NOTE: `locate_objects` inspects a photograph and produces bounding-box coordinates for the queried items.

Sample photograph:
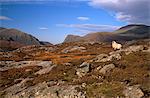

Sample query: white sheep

[112,41,122,50]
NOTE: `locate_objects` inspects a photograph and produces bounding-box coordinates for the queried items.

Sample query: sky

[0,0,149,44]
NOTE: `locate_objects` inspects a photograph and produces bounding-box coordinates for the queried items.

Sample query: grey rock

[123,85,144,98]
[0,61,53,71]
[5,81,86,98]
[62,46,86,53]
[95,53,121,62]
[123,45,144,55]
[99,64,115,74]
[76,62,90,77]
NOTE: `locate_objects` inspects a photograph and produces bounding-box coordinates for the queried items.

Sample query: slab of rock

[123,85,144,98]
[5,81,86,98]
[99,64,115,74]
[76,62,90,77]
[0,61,53,71]
[62,46,86,53]
[35,64,57,75]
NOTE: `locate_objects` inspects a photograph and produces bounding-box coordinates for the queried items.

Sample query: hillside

[0,39,150,98]
[64,24,150,43]
[0,27,52,51]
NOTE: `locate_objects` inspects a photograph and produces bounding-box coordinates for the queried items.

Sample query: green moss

[86,82,124,98]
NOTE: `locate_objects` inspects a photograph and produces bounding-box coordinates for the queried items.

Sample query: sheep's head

[112,41,116,44]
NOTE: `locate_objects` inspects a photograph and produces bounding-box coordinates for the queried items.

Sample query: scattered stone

[123,85,144,98]
[99,64,115,74]
[64,63,72,66]
[123,45,144,55]
[94,52,121,62]
[76,62,90,77]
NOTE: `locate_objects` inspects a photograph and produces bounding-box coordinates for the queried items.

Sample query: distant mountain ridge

[64,24,150,43]
[0,27,52,51]
[0,27,41,45]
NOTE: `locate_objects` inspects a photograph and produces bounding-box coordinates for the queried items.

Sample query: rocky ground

[0,39,150,98]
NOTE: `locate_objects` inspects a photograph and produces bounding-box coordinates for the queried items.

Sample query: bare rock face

[76,62,90,77]
[5,81,86,98]
[123,85,144,98]
[99,64,115,74]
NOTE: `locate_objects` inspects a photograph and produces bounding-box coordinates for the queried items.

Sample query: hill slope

[64,24,150,43]
[0,27,41,45]
[0,27,52,51]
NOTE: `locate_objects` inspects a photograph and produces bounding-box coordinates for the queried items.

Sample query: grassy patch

[86,81,125,98]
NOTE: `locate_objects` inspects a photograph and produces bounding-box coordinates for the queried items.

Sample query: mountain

[0,27,41,45]
[115,24,149,35]
[0,27,52,51]
[64,35,82,43]
[64,24,150,43]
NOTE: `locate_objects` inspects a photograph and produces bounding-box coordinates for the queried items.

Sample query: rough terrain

[0,39,150,98]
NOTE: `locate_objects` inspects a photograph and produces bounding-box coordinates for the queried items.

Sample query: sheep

[112,41,122,50]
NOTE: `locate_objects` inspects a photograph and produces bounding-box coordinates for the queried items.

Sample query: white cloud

[89,0,150,25]
[0,16,12,20]
[39,27,48,30]
[77,17,90,21]
[57,24,120,32]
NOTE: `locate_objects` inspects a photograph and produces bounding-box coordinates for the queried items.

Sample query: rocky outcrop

[94,52,121,62]
[4,80,86,98]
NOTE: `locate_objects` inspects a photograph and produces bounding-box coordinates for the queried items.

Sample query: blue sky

[0,0,149,44]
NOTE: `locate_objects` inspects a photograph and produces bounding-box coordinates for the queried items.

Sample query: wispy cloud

[0,0,90,5]
[77,16,90,21]
[0,16,12,20]
[57,24,120,33]
[39,27,48,30]
[89,0,150,25]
